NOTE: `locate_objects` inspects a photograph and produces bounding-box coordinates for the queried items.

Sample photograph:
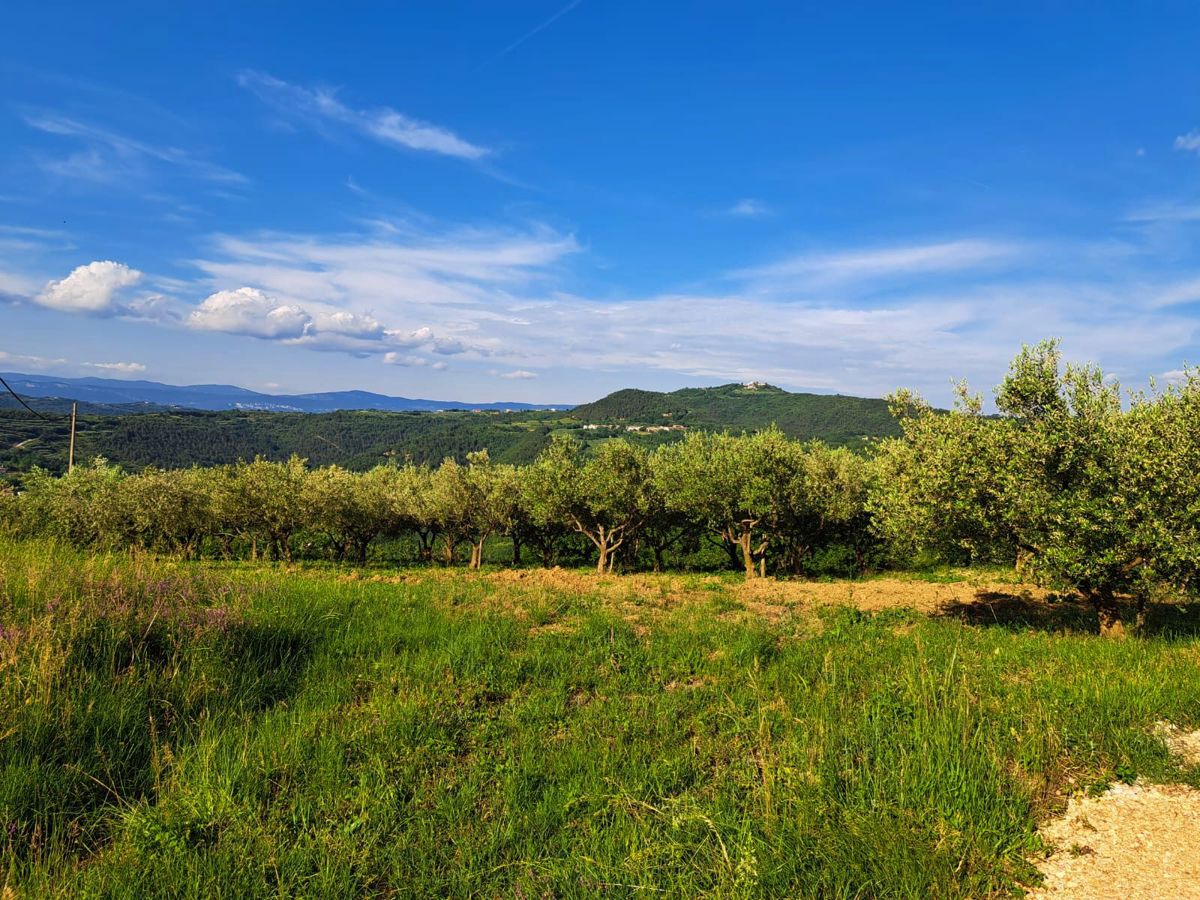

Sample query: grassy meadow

[1,540,1198,897]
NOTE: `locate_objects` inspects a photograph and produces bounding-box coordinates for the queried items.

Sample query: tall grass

[1,539,1197,897]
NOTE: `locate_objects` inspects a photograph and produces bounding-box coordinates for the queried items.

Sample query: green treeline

[0,383,901,474]
[5,341,1200,633]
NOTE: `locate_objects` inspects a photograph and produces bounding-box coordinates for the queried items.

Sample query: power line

[0,376,50,421]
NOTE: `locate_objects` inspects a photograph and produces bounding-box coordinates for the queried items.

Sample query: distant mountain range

[0,373,569,414]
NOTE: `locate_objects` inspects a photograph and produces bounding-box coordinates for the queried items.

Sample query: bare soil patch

[339,567,1070,630]
[480,568,1059,624]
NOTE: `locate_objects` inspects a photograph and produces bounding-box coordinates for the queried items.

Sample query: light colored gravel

[1154,721,1200,767]
[1029,779,1200,899]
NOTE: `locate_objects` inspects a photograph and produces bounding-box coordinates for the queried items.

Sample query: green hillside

[0,409,561,476]
[569,383,900,445]
[1,384,901,478]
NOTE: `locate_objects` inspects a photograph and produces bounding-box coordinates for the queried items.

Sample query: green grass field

[1,541,1198,897]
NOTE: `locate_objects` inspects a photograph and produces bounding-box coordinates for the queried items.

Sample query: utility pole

[68,402,77,474]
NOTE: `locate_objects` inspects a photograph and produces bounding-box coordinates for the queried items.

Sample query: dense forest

[0,383,901,476]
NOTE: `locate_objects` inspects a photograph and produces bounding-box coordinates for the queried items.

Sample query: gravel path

[1030,728,1200,899]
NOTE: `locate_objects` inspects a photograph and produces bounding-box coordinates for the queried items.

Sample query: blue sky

[3,1,1200,403]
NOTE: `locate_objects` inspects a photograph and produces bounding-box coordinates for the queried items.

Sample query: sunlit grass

[1,539,1198,897]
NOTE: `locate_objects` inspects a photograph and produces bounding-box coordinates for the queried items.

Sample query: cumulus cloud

[1175,130,1200,153]
[499,369,537,379]
[188,287,311,339]
[314,310,386,339]
[238,71,489,160]
[36,261,143,313]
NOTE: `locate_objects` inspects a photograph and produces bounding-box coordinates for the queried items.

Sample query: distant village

[580,423,688,433]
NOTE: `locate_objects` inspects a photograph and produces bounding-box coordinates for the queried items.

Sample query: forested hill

[571,383,900,445]
[1,383,902,477]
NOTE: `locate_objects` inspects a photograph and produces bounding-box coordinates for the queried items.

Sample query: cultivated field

[2,541,1198,897]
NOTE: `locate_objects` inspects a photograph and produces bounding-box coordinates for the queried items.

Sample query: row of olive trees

[0,430,873,576]
[4,342,1198,630]
[870,340,1200,633]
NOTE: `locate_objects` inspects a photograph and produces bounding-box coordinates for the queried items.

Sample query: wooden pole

[68,402,77,474]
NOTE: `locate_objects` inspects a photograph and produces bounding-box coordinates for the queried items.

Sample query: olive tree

[303,465,395,563]
[121,466,219,558]
[781,442,875,574]
[385,463,439,563]
[225,456,310,561]
[653,428,801,577]
[18,459,129,548]
[512,463,573,567]
[869,385,1016,566]
[427,451,519,568]
[525,437,656,573]
[874,340,1197,635]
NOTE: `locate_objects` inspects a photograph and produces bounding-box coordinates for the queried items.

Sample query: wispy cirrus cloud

[238,71,490,161]
[733,238,1023,287]
[1125,202,1200,223]
[24,113,246,185]
[0,349,145,377]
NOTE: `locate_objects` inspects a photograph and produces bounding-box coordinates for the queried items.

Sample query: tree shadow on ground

[220,623,318,710]
[936,590,1200,639]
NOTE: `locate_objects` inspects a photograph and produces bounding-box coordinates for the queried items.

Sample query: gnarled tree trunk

[469,535,489,570]
[1090,588,1125,638]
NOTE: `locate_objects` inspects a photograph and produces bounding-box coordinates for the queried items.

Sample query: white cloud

[123,292,185,322]
[728,198,771,218]
[1125,202,1200,223]
[188,287,311,339]
[1151,278,1200,309]
[86,361,146,374]
[21,218,1197,404]
[189,224,580,358]
[0,269,40,302]
[735,239,1021,285]
[1160,369,1188,385]
[179,225,1103,398]
[238,71,489,160]
[383,353,428,367]
[0,350,146,377]
[1175,130,1200,153]
[25,113,245,185]
[35,260,143,313]
[313,310,386,339]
